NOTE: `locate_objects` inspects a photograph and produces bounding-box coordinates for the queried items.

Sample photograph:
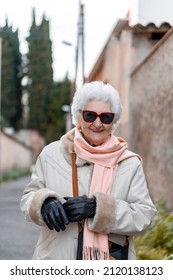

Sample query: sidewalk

[0,176,40,260]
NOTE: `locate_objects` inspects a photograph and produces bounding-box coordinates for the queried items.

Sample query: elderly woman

[20,81,156,260]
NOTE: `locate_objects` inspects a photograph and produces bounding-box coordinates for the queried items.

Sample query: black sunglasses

[82,110,115,124]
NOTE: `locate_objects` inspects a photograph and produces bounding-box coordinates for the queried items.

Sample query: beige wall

[15,129,45,163]
[102,30,135,140]
[129,30,173,210]
[0,132,32,174]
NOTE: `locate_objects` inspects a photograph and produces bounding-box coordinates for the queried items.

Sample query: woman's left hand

[63,195,96,222]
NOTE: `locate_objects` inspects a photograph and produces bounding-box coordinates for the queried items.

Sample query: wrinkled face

[78,100,114,146]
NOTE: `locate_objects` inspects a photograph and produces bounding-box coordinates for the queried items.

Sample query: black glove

[63,195,96,222]
[41,197,69,232]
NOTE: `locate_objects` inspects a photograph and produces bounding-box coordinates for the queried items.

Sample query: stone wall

[129,29,173,210]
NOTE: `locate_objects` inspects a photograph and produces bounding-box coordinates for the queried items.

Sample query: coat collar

[60,128,90,167]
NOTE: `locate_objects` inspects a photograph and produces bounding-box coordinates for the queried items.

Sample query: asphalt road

[0,176,40,260]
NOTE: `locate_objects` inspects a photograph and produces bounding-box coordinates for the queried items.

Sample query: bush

[1,168,30,182]
[135,202,173,260]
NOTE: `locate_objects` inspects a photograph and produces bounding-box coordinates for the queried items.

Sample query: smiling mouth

[91,129,103,133]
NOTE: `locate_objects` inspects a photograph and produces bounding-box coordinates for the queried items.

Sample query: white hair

[71,81,122,125]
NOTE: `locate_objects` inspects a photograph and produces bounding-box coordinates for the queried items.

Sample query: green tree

[46,76,71,143]
[0,20,23,129]
[27,9,54,135]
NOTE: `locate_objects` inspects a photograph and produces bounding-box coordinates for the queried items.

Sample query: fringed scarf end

[83,246,109,260]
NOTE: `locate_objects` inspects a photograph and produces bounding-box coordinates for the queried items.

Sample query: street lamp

[61,40,77,99]
[61,39,75,132]
[61,40,73,47]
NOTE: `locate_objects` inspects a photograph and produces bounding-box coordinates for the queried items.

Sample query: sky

[0,0,138,83]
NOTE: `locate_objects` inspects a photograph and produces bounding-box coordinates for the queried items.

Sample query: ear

[111,123,116,133]
[76,118,82,130]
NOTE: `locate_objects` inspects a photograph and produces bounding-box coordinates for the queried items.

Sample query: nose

[93,116,102,126]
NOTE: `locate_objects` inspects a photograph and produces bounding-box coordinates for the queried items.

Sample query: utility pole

[62,2,85,130]
[75,1,85,89]
[81,3,85,84]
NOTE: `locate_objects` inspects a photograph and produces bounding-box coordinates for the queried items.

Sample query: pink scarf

[74,128,139,260]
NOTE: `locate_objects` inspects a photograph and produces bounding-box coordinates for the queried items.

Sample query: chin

[89,139,104,146]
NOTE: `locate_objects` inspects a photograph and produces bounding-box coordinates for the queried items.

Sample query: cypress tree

[0,20,23,129]
[27,9,54,135]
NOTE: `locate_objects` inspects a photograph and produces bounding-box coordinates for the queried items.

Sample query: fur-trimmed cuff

[29,189,61,226]
[88,192,115,234]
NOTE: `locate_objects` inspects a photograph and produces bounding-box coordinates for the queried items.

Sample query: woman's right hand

[63,195,96,222]
[41,197,69,232]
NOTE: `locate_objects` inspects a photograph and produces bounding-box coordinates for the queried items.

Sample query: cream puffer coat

[20,129,157,260]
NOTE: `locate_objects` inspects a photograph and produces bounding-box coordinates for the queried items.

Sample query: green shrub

[1,168,30,182]
[135,201,173,260]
